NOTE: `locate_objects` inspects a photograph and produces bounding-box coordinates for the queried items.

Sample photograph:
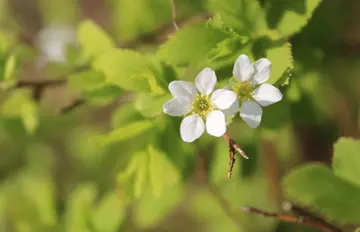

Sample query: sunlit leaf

[77,20,115,59]
[267,42,293,85]
[282,164,360,225]
[333,137,360,188]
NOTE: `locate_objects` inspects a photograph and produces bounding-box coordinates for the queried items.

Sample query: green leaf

[112,104,143,128]
[93,49,162,93]
[134,151,148,198]
[135,93,171,117]
[92,191,126,232]
[266,42,293,85]
[100,120,154,146]
[65,184,97,232]
[21,100,39,135]
[333,137,360,188]
[208,0,267,37]
[83,84,123,105]
[157,23,228,66]
[1,89,32,116]
[276,0,322,37]
[2,54,17,88]
[77,20,115,59]
[133,184,184,229]
[148,144,180,198]
[282,164,360,225]
[68,70,106,92]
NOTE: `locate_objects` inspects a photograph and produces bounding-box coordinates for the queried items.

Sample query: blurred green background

[0,0,359,231]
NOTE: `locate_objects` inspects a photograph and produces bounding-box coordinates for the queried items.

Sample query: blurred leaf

[77,20,115,60]
[133,184,184,229]
[68,70,106,92]
[100,120,154,146]
[282,164,360,225]
[21,101,39,135]
[65,184,97,232]
[157,23,228,66]
[93,49,163,93]
[133,151,148,198]
[2,54,17,88]
[208,0,267,36]
[135,93,170,117]
[83,84,123,105]
[92,191,126,232]
[111,0,170,41]
[1,89,32,116]
[148,144,180,198]
[267,42,293,85]
[273,0,323,37]
[112,104,143,128]
[333,137,360,188]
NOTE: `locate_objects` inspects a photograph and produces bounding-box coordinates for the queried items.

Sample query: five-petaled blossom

[224,54,283,128]
[163,67,237,143]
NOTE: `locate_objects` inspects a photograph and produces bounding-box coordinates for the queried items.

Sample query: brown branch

[169,0,179,31]
[223,133,248,180]
[57,99,86,115]
[242,206,343,232]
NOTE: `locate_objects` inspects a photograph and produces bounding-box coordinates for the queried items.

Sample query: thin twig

[57,99,86,115]
[228,140,236,180]
[223,133,248,159]
[282,202,343,232]
[241,206,343,232]
[169,0,179,31]
[223,133,248,179]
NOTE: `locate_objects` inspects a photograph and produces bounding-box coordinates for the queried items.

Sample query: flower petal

[195,67,217,95]
[223,99,240,116]
[240,101,263,128]
[169,81,197,101]
[253,83,283,106]
[163,97,191,116]
[206,110,226,137]
[211,89,237,110]
[233,54,255,82]
[180,115,205,143]
[252,58,271,85]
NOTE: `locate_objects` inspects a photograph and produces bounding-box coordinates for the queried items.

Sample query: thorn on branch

[241,206,343,232]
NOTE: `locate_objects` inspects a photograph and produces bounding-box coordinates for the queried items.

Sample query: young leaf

[276,0,322,37]
[92,191,126,232]
[100,120,154,146]
[208,0,267,37]
[148,144,180,198]
[333,137,360,188]
[93,49,162,93]
[282,164,360,225]
[157,23,228,66]
[135,93,171,117]
[21,100,39,135]
[77,20,115,59]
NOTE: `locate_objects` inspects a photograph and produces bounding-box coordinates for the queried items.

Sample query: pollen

[233,82,255,102]
[192,94,213,118]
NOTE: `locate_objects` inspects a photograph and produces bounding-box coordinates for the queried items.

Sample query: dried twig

[223,133,248,179]
[241,206,343,232]
[57,99,86,115]
[169,0,179,31]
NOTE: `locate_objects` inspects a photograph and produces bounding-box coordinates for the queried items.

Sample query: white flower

[163,67,237,143]
[224,54,283,128]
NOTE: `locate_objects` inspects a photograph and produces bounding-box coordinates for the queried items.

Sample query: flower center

[233,81,255,102]
[192,94,213,118]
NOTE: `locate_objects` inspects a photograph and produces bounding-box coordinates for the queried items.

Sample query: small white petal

[180,115,205,143]
[206,110,226,137]
[233,54,255,82]
[223,99,240,116]
[169,81,197,101]
[211,89,237,110]
[252,58,271,85]
[163,97,191,116]
[195,67,217,95]
[253,83,283,107]
[240,101,263,128]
